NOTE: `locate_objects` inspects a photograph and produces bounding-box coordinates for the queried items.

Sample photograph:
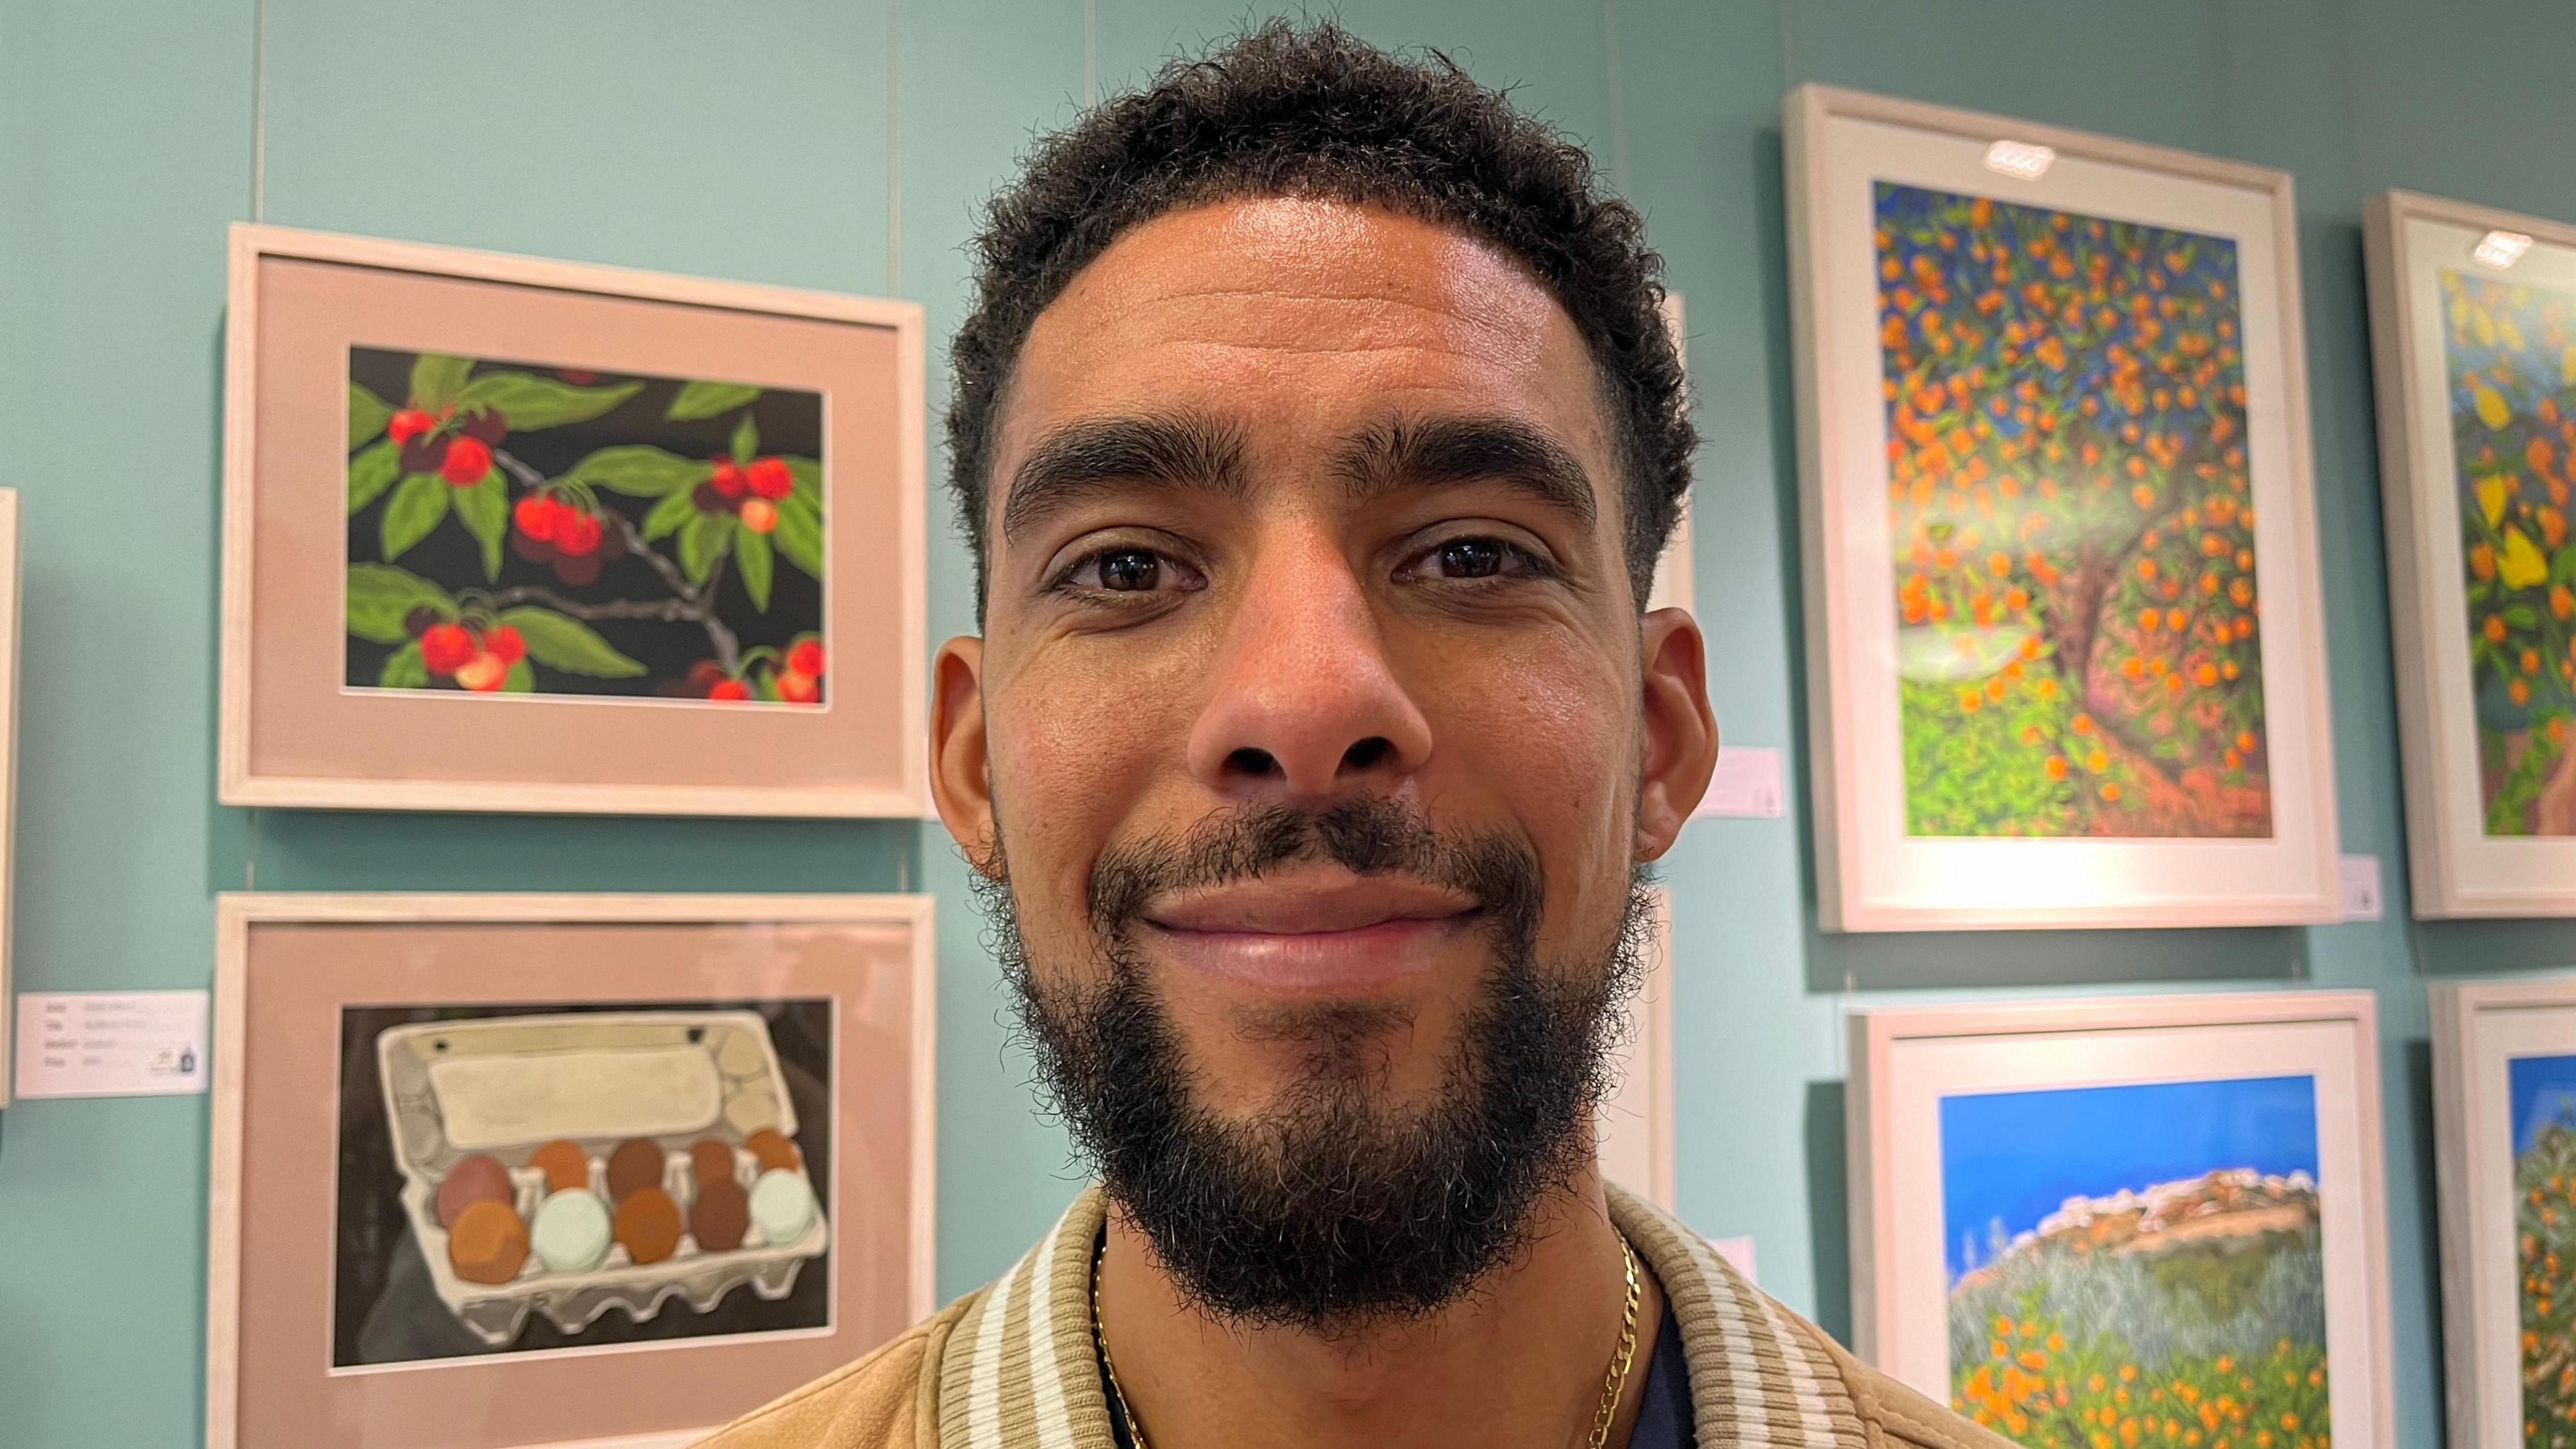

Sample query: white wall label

[1695,745,1786,818]
[13,991,209,1099]
[2338,855,2383,922]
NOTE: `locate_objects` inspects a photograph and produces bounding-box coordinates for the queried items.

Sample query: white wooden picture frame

[2365,191,2576,915]
[1847,991,2394,1449]
[207,893,936,1449]
[220,224,928,818]
[1786,85,2339,930]
[2428,975,2576,1448]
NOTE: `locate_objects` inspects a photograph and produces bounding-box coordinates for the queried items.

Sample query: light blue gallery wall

[1,1,2571,1443]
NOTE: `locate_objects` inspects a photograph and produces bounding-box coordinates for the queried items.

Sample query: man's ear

[1634,608,1717,862]
[930,635,999,873]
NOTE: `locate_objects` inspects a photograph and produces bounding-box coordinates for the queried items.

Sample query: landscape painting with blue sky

[1941,1073,2320,1282]
[1938,1073,2333,1448]
[2510,1052,2576,1152]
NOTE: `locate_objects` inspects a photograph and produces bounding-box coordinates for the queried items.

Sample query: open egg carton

[376,1010,830,1346]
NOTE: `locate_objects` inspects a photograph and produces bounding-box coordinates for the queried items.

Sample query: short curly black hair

[947,18,1693,619]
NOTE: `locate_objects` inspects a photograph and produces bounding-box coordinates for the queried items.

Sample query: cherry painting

[343,347,827,706]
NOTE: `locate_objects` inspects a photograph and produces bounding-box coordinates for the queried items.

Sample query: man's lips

[1138,877,1480,994]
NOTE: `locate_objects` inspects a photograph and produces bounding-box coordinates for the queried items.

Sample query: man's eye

[1409,535,1543,583]
[1438,539,1505,579]
[1060,547,1199,595]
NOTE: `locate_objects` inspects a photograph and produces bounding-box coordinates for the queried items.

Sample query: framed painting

[2364,191,2576,915]
[2429,976,2576,1448]
[219,224,928,816]
[1847,991,2395,1449]
[207,894,935,1449]
[1785,85,2339,930]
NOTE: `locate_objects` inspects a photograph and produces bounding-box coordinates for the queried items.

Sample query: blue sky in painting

[1939,1075,2320,1285]
[2511,1053,2576,1155]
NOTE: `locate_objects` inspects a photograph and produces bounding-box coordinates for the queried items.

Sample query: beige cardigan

[696,1185,2013,1449]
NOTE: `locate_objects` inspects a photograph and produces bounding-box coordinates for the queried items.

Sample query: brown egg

[448,1199,529,1285]
[744,1128,801,1174]
[614,1186,684,1265]
[690,1177,750,1252]
[528,1139,590,1195]
[606,1138,666,1204]
[436,1153,513,1229]
[689,1138,738,1194]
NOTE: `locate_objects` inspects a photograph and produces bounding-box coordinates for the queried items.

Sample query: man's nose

[1184,532,1434,803]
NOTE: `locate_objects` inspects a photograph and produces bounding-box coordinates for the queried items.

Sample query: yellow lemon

[2475,307,2497,346]
[2475,384,2512,430]
[2504,318,2526,350]
[2480,476,2512,527]
[2563,342,2576,387]
[2500,527,2550,589]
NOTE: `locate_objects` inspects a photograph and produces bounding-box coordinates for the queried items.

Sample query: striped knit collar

[934,1185,1869,1449]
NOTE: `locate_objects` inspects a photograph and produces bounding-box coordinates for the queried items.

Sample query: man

[703,21,2007,1449]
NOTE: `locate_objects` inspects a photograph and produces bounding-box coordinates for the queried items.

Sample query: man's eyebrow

[1000,413,1249,543]
[1330,415,1599,529]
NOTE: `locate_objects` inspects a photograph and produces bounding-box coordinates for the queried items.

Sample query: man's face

[930,196,1715,1319]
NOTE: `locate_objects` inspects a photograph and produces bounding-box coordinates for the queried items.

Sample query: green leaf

[349,382,394,449]
[641,486,699,542]
[503,659,535,693]
[347,563,453,643]
[735,522,774,610]
[565,444,706,497]
[458,370,643,431]
[667,380,763,421]
[496,606,648,678]
[378,640,430,689]
[379,473,451,561]
[730,411,759,465]
[771,490,824,578]
[452,469,508,580]
[408,353,475,409]
[784,455,822,513]
[347,439,403,514]
[678,511,724,585]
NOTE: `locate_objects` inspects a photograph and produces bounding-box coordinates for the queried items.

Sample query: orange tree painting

[2436,270,2576,835]
[343,347,827,705]
[1876,183,2269,838]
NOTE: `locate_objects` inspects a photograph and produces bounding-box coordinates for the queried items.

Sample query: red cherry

[555,510,603,558]
[776,669,820,704]
[746,458,792,500]
[686,661,727,690]
[419,623,474,675]
[708,678,751,702]
[441,435,492,485]
[710,460,747,498]
[513,492,560,541]
[739,498,777,534]
[453,652,508,692]
[484,624,526,664]
[786,639,824,678]
[387,408,435,445]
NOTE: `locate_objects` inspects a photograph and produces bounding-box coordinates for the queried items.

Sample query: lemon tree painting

[1941,1076,2330,1449]
[2512,1053,2576,1446]
[1876,182,2269,838]
[344,348,828,706]
[2436,271,2576,835]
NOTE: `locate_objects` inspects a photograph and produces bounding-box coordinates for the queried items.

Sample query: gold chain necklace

[1090,1233,1644,1449]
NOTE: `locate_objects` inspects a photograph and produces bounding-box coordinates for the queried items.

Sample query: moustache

[1085,797,1542,951]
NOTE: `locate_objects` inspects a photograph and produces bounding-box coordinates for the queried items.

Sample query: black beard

[971,796,1650,1332]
